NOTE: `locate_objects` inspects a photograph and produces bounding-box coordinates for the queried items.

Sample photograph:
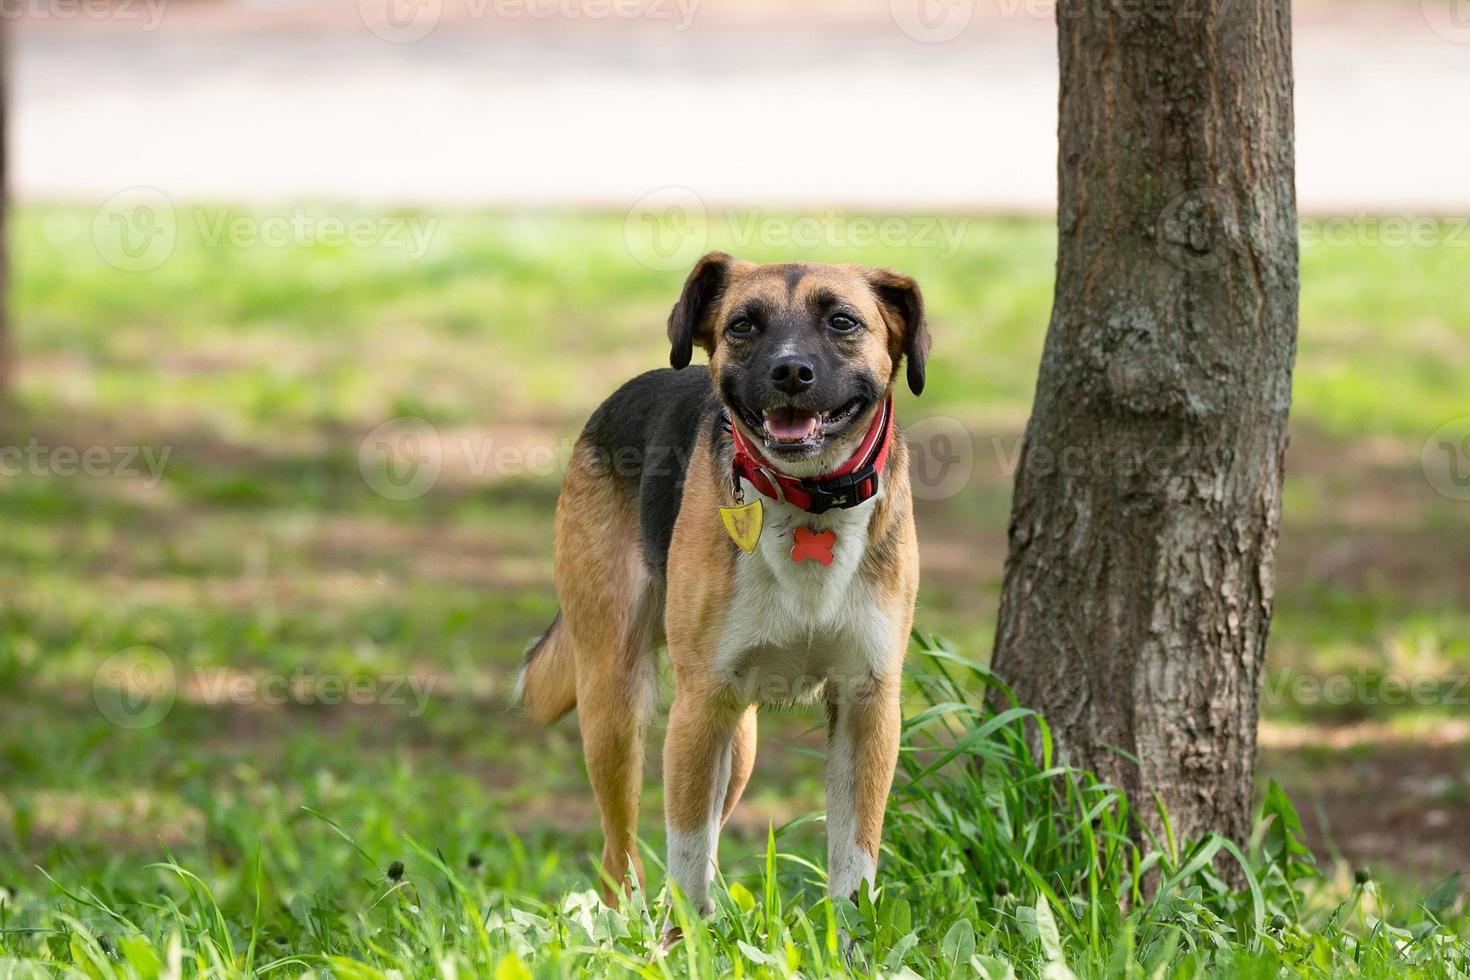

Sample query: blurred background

[3,0,1469,911]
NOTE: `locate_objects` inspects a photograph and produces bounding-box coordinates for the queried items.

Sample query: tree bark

[991,0,1298,850]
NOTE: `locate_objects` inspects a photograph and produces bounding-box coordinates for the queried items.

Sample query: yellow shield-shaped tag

[719,500,763,554]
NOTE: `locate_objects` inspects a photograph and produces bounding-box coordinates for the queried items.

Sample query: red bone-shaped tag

[791,527,837,566]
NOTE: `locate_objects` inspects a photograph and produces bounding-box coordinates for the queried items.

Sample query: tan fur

[520,619,576,724]
[662,430,742,834]
[723,707,759,825]
[529,257,926,909]
[528,442,663,902]
[847,438,919,859]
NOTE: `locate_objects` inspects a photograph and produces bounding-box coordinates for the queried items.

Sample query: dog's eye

[829,314,861,334]
[727,318,756,336]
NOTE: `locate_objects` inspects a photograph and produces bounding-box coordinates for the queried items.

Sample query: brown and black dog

[519,251,928,916]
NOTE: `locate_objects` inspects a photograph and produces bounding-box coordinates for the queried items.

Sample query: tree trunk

[991,0,1298,851]
[0,16,9,403]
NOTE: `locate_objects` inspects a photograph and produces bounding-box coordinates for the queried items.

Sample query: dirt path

[15,0,1470,212]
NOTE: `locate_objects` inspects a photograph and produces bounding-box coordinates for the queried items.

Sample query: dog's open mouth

[760,398,865,451]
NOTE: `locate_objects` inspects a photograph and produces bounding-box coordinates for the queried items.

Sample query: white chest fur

[715,478,896,703]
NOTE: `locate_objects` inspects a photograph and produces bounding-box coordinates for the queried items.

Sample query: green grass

[3,206,1470,975]
[16,207,1470,437]
[4,643,1468,977]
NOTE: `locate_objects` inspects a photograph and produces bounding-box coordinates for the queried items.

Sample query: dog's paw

[651,925,683,960]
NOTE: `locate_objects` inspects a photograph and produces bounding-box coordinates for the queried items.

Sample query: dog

[519,252,927,918]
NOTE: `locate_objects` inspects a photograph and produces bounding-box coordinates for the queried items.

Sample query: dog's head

[667,253,929,475]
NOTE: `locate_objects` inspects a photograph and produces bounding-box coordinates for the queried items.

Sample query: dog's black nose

[770,357,816,394]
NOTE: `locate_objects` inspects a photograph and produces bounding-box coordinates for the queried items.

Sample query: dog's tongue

[764,407,821,443]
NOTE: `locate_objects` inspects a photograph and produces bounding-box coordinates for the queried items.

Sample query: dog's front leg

[663,687,743,915]
[825,672,902,902]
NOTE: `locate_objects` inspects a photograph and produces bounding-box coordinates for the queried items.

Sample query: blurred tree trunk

[991,0,1298,851]
[0,16,9,405]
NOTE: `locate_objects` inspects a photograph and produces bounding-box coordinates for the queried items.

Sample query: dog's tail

[516,612,577,724]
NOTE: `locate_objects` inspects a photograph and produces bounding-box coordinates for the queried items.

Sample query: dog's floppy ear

[667,252,734,369]
[866,267,930,396]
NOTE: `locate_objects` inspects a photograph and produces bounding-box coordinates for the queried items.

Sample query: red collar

[727,398,894,515]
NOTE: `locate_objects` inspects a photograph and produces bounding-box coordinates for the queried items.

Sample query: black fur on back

[578,368,725,580]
